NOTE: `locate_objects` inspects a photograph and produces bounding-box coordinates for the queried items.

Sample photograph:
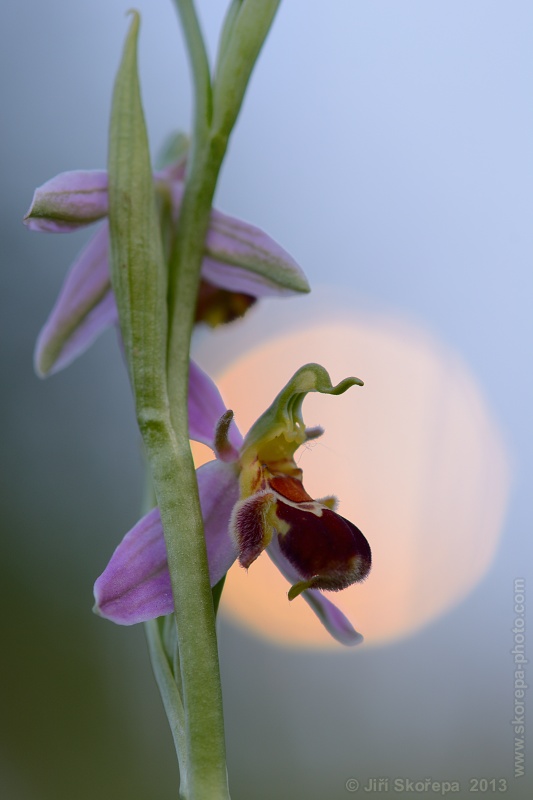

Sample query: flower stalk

[107,5,284,798]
[107,12,228,798]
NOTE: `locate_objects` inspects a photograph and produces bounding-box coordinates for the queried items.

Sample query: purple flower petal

[93,508,173,625]
[44,291,118,375]
[166,182,308,296]
[23,170,109,232]
[267,536,364,646]
[34,223,114,376]
[202,208,310,296]
[93,461,239,625]
[188,360,243,454]
[197,459,240,585]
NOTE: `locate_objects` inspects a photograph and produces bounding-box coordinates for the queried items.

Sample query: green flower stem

[212,0,282,137]
[154,409,229,800]
[172,0,212,137]
[164,10,232,794]
[145,618,188,788]
[215,0,243,78]
[108,14,228,798]
[110,4,284,798]
[161,3,284,797]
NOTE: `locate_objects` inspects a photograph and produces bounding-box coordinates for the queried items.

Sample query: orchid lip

[274,496,372,592]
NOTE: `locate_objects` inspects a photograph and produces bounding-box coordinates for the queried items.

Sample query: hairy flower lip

[230,490,277,569]
[231,473,372,595]
[275,500,371,589]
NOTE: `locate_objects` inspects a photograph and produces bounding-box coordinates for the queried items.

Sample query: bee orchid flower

[24,163,309,376]
[94,362,371,645]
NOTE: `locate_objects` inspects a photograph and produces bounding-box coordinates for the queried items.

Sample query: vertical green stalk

[163,1,284,796]
[108,13,229,799]
[167,0,284,413]
[109,2,284,797]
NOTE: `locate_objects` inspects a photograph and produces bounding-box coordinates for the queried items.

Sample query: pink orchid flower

[24,164,309,376]
[94,362,371,646]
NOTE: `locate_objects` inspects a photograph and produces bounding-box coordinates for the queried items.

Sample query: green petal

[241,363,363,461]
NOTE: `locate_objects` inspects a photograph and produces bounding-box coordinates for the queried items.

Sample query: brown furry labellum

[231,470,371,599]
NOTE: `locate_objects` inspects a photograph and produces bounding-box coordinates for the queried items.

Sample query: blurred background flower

[1,1,531,798]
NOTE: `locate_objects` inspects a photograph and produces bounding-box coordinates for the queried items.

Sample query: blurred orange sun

[193,310,510,649]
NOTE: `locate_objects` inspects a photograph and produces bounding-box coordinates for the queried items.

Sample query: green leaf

[107,11,168,417]
[212,0,282,138]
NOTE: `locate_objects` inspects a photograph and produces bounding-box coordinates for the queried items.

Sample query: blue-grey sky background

[1,2,531,798]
